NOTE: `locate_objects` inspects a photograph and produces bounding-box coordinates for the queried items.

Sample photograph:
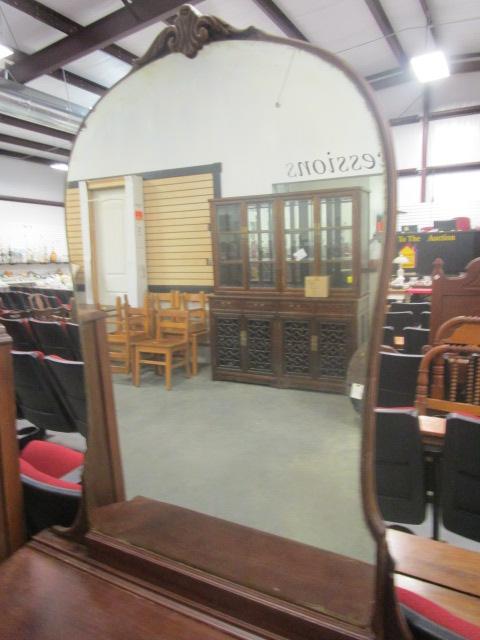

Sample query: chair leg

[165,351,172,390]
[133,349,140,387]
[191,335,198,376]
[185,345,191,378]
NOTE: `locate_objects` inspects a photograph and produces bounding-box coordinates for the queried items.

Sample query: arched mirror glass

[66,6,395,631]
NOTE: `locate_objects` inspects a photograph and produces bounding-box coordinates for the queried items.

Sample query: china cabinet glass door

[247,201,275,288]
[217,203,243,287]
[319,196,354,289]
[283,198,315,288]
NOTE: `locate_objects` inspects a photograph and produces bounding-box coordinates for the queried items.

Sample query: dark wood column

[0,326,25,560]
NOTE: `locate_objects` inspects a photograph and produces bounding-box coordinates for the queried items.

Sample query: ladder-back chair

[179,291,209,373]
[133,309,190,390]
[416,343,480,417]
[145,291,181,336]
[106,296,149,374]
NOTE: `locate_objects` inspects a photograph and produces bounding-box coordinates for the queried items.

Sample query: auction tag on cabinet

[350,383,364,400]
[293,248,307,261]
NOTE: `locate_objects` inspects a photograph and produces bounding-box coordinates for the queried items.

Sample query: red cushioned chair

[397,587,480,640]
[19,440,83,536]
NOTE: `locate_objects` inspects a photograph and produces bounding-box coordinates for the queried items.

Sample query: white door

[91,187,127,306]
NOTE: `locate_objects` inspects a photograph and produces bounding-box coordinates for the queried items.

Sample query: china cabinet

[210,188,371,392]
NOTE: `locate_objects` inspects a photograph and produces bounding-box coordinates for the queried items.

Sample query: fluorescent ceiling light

[0,79,87,134]
[0,44,13,61]
[410,50,450,83]
[50,162,69,171]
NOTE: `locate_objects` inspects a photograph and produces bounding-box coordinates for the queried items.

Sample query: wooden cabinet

[210,188,371,393]
[210,295,368,393]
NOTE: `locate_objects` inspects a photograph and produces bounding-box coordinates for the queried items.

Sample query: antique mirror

[66,5,402,638]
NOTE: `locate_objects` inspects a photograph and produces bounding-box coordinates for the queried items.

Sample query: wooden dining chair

[145,291,181,337]
[106,296,149,374]
[132,309,190,390]
[179,292,209,374]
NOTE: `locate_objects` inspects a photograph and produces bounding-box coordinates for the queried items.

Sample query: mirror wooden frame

[67,5,407,639]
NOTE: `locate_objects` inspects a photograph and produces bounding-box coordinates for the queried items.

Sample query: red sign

[135,209,144,220]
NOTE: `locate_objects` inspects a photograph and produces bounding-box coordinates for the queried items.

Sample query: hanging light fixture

[0,79,87,133]
[410,50,450,83]
[50,162,69,171]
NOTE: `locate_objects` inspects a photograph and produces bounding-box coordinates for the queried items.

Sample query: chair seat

[136,337,187,351]
[108,331,147,343]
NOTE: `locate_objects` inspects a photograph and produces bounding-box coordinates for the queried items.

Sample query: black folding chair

[66,323,82,361]
[12,351,75,433]
[375,408,427,527]
[29,319,76,359]
[44,356,87,438]
[441,413,480,542]
[403,327,430,354]
[377,351,423,407]
[0,317,37,351]
[390,302,430,326]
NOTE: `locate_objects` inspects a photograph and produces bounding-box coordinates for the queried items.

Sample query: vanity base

[86,497,376,640]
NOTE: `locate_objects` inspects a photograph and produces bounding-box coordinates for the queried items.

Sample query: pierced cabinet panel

[246,318,273,374]
[215,316,242,370]
[317,321,350,378]
[282,319,312,376]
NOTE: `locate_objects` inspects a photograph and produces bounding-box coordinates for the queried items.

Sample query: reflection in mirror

[376,187,480,554]
[67,12,392,627]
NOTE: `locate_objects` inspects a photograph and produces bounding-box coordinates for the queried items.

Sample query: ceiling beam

[417,0,438,46]
[369,54,480,91]
[251,0,307,41]
[0,113,75,141]
[0,132,69,155]
[9,47,106,96]
[390,104,480,127]
[0,194,63,206]
[47,68,106,96]
[8,0,189,83]
[0,147,57,165]
[0,0,136,65]
[363,0,408,66]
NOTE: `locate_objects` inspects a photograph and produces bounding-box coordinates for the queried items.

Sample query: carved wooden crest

[135,4,254,67]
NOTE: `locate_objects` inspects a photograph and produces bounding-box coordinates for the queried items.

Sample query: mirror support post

[0,326,26,559]
[81,311,125,522]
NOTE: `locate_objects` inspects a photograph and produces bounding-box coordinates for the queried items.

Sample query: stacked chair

[107,290,209,388]
[105,295,150,374]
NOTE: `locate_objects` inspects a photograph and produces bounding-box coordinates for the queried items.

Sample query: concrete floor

[113,362,377,565]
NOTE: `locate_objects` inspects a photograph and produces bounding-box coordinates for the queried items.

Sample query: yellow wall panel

[64,187,84,280]
[143,173,214,288]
